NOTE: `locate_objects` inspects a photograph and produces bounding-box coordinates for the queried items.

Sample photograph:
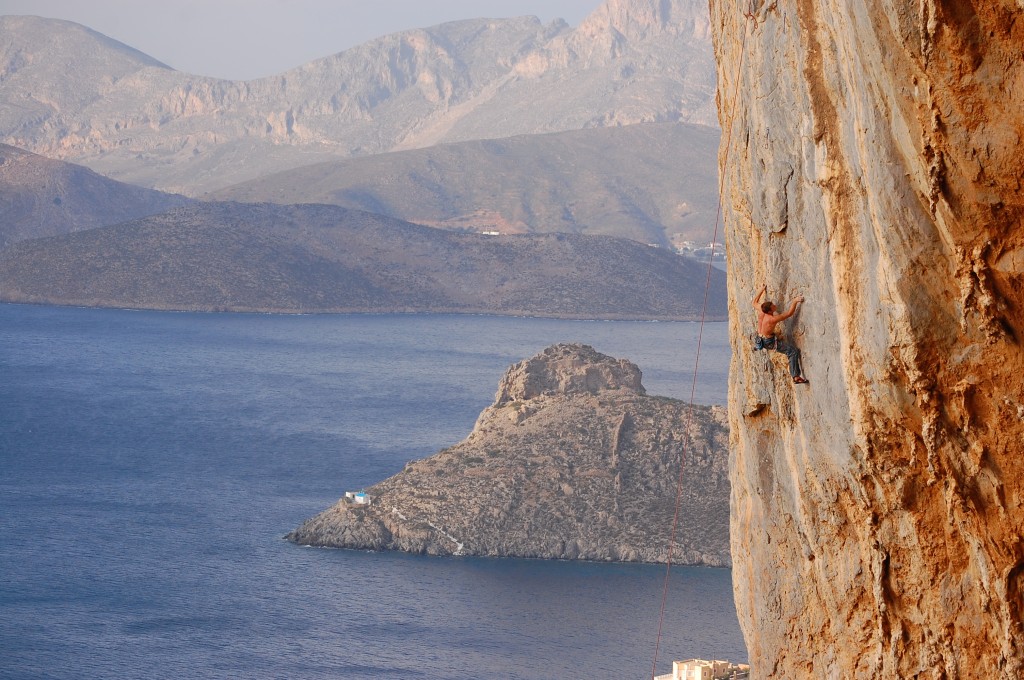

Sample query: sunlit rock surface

[712,0,1023,677]
[288,344,731,566]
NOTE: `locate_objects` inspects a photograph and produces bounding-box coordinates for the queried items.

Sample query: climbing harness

[754,333,774,371]
[649,8,759,678]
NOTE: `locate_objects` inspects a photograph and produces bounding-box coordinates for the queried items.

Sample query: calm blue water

[0,304,744,679]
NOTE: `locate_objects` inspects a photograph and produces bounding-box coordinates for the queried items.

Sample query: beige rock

[712,0,1024,677]
[492,343,645,404]
[288,344,732,566]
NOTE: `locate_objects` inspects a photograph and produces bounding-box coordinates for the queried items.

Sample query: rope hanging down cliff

[648,7,758,678]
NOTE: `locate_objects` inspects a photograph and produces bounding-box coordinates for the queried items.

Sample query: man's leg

[776,339,802,378]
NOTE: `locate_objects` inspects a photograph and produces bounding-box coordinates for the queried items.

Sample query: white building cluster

[675,241,727,265]
[655,658,750,680]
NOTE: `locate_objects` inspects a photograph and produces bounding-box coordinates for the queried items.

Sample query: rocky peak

[0,143,191,248]
[577,0,711,42]
[0,15,170,80]
[492,343,645,405]
[0,5,719,191]
[287,344,730,566]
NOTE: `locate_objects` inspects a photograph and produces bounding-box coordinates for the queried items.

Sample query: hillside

[211,123,720,246]
[0,144,191,249]
[288,343,731,565]
[0,0,716,193]
[0,201,727,319]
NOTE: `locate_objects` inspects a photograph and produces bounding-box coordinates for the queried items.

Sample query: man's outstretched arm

[776,296,805,320]
[752,284,767,311]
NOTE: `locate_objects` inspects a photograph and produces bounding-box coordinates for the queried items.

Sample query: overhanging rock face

[711,0,1023,677]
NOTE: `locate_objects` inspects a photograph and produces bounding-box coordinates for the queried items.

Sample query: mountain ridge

[211,122,720,245]
[0,201,727,319]
[0,0,716,193]
[0,143,191,249]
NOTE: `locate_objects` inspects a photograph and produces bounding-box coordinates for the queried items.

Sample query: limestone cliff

[712,0,1023,677]
[288,344,731,566]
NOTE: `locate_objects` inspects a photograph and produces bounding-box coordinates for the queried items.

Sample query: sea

[0,303,745,680]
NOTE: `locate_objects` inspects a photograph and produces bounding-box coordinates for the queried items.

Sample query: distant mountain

[0,201,727,319]
[211,123,720,245]
[0,144,191,249]
[0,0,715,194]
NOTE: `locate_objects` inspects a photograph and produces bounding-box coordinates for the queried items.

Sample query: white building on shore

[655,658,750,680]
[344,491,371,505]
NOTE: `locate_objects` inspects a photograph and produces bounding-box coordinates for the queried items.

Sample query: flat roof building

[655,659,750,680]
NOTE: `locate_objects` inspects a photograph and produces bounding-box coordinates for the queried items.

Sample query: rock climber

[752,284,808,384]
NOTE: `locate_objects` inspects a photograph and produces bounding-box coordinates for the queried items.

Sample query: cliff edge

[288,344,731,565]
[712,0,1023,677]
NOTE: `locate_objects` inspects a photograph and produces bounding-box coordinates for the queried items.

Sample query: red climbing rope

[649,9,754,679]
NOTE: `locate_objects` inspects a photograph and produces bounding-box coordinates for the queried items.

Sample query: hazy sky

[0,0,602,80]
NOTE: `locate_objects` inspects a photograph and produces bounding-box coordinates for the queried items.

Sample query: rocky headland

[287,344,730,565]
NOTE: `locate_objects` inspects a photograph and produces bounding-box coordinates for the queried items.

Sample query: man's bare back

[753,284,804,337]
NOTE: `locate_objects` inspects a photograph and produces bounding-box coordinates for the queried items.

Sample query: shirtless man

[752,284,808,384]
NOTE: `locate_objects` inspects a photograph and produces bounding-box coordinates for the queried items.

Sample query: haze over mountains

[0,0,716,195]
[212,123,720,245]
[0,144,191,249]
[0,0,726,318]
